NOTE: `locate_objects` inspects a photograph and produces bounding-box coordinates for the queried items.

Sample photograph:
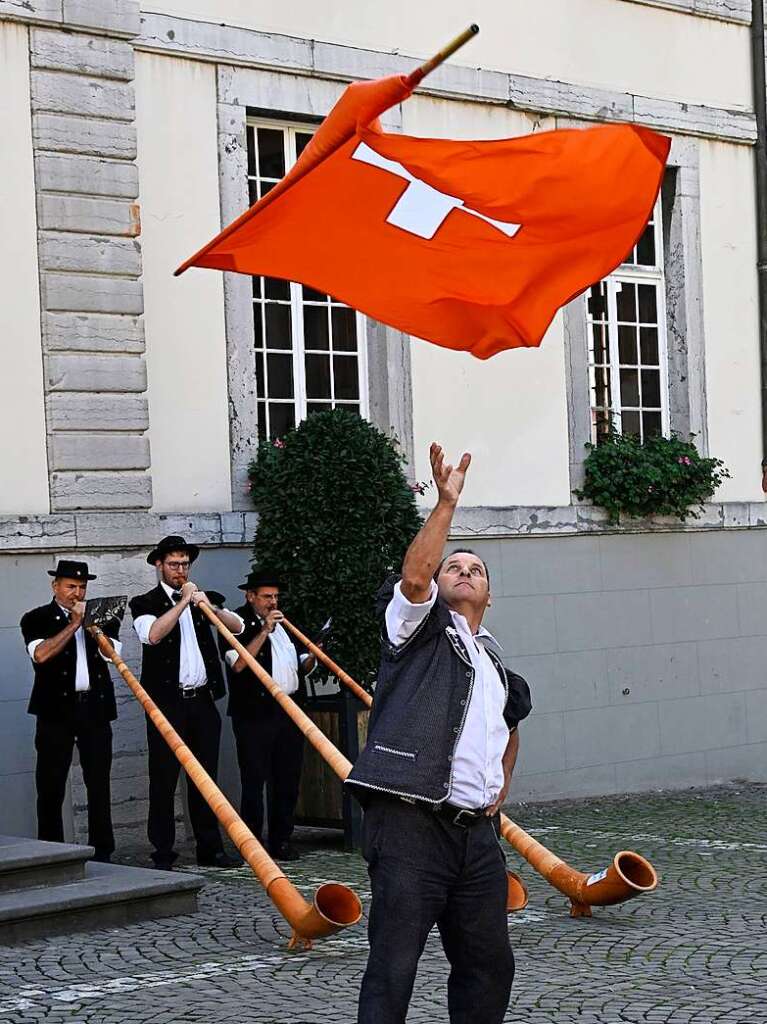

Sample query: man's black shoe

[270,843,300,862]
[91,850,112,864]
[196,851,243,868]
[153,861,174,871]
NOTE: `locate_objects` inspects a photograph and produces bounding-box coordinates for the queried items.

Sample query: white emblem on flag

[351,142,521,241]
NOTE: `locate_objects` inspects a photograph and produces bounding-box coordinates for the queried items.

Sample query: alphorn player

[347,444,532,1024]
[20,559,122,863]
[130,535,244,870]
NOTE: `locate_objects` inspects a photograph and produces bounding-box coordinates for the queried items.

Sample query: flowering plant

[574,431,730,523]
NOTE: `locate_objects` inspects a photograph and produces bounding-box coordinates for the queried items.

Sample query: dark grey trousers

[358,796,514,1024]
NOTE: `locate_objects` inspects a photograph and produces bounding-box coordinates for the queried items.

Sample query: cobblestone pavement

[0,782,765,1023]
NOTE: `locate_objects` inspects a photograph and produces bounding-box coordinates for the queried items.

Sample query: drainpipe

[752,1,767,489]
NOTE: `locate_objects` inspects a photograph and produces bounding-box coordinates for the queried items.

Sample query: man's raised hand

[430,443,471,507]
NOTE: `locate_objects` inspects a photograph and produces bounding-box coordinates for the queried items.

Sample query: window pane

[267,353,294,399]
[257,128,285,178]
[331,307,357,352]
[257,401,267,442]
[616,283,637,322]
[260,180,277,197]
[252,276,263,300]
[618,325,637,364]
[636,223,656,266]
[296,132,313,157]
[305,354,332,399]
[588,284,607,321]
[269,403,294,440]
[265,277,290,301]
[246,127,256,178]
[248,179,258,207]
[638,284,658,323]
[253,304,263,349]
[307,402,332,417]
[255,351,265,399]
[641,370,662,407]
[640,327,659,365]
[643,411,662,437]
[265,304,292,349]
[621,410,641,437]
[594,409,612,442]
[303,306,329,350]
[592,364,612,412]
[620,368,640,407]
[590,322,609,365]
[333,355,360,400]
[303,284,327,302]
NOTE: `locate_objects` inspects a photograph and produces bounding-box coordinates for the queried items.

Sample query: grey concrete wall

[2,529,767,844]
[460,529,767,801]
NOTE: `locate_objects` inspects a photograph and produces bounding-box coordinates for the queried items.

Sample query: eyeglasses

[165,561,191,571]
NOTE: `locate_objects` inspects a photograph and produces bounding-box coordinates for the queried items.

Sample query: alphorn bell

[282,616,659,917]
[82,596,362,949]
[199,605,528,913]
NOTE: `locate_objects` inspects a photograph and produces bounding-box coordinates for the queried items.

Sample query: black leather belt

[74,691,91,703]
[180,686,207,699]
[433,802,491,829]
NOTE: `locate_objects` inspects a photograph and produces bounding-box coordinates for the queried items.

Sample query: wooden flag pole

[405,23,479,87]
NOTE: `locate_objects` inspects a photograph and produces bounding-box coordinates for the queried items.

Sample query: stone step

[0,835,90,893]
[0,860,204,944]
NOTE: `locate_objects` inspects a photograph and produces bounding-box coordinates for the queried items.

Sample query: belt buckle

[181,687,196,699]
[452,808,477,828]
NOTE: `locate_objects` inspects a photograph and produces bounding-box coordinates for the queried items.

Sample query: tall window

[586,202,669,443]
[246,120,368,441]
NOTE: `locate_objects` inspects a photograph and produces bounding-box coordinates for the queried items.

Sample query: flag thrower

[280,615,659,918]
[82,596,362,950]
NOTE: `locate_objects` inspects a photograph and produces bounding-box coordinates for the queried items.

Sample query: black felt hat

[238,568,282,591]
[48,559,97,581]
[147,535,200,566]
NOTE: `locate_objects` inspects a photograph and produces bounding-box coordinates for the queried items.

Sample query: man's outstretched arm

[400,443,471,603]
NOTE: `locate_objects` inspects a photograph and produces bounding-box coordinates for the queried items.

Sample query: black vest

[218,603,306,718]
[129,585,226,706]
[20,600,119,723]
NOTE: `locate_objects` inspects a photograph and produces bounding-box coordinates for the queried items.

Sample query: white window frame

[587,201,670,442]
[247,118,369,439]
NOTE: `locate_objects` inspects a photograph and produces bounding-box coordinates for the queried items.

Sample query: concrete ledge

[0,836,90,893]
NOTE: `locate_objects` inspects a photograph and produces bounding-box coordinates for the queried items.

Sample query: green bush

[248,410,423,686]
[574,432,730,523]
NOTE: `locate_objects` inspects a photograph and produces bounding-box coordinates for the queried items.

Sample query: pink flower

[273,438,285,449]
[678,456,691,466]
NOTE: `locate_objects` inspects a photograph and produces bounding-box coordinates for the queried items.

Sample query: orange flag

[177,75,670,360]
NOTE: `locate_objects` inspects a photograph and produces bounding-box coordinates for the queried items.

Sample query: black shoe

[270,843,300,862]
[91,850,112,864]
[196,851,243,868]
[153,861,175,872]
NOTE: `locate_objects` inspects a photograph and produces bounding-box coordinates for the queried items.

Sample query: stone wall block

[39,232,141,275]
[31,71,134,120]
[47,393,148,431]
[51,432,150,470]
[46,353,147,392]
[35,153,139,198]
[633,94,755,142]
[0,0,62,23]
[50,471,151,510]
[33,113,137,159]
[62,0,140,36]
[43,311,144,352]
[30,28,134,79]
[41,272,143,314]
[38,194,140,235]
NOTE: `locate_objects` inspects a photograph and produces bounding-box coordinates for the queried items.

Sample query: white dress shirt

[27,604,123,692]
[385,579,509,810]
[133,583,243,690]
[224,620,312,695]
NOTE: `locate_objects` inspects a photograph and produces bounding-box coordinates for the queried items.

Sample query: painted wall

[135,52,232,513]
[699,141,762,503]
[403,98,571,507]
[142,0,751,111]
[0,23,49,516]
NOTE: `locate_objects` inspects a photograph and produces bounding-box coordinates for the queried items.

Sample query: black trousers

[34,707,114,857]
[358,797,514,1024]
[231,708,304,849]
[146,689,224,864]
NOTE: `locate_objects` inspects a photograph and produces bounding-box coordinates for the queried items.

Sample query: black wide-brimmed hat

[48,559,97,581]
[147,535,200,566]
[238,568,282,591]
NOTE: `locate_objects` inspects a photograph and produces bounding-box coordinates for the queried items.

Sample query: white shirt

[27,604,123,692]
[224,620,312,695]
[133,583,244,690]
[385,579,509,810]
